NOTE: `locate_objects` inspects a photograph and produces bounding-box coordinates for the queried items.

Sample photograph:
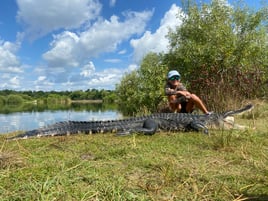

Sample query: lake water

[0,103,123,134]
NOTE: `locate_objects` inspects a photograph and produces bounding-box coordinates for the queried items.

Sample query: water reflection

[0,103,122,134]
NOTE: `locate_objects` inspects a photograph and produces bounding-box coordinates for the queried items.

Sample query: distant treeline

[0,89,117,105]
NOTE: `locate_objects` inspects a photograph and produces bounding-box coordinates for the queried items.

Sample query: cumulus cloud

[31,60,125,90]
[130,4,183,62]
[0,75,23,90]
[43,31,80,67]
[10,76,20,86]
[80,61,96,77]
[37,76,47,82]
[16,0,102,39]
[78,11,153,58]
[109,0,116,7]
[128,64,139,71]
[118,49,127,54]
[88,68,123,88]
[36,9,153,90]
[42,10,153,69]
[33,78,55,91]
[104,59,121,63]
[0,40,22,73]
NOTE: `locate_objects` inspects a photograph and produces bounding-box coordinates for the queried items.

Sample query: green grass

[0,102,267,201]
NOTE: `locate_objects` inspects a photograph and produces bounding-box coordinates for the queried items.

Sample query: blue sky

[0,0,264,91]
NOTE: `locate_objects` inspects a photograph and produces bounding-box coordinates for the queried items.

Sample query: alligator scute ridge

[6,104,254,140]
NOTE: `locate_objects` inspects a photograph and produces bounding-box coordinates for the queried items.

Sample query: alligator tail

[223,104,254,118]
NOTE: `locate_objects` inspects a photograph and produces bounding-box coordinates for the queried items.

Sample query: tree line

[0,89,117,105]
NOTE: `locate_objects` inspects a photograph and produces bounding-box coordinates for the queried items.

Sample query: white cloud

[104,59,121,63]
[128,64,139,71]
[80,61,96,77]
[16,0,102,39]
[1,74,10,79]
[130,4,183,62]
[37,76,47,81]
[0,40,22,73]
[43,31,80,67]
[10,76,20,85]
[33,78,55,91]
[78,11,153,58]
[38,7,154,90]
[34,61,119,91]
[5,76,22,90]
[88,68,123,88]
[118,49,127,54]
[109,0,116,7]
[42,10,153,69]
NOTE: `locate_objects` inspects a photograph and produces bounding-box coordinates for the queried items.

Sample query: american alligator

[6,104,253,140]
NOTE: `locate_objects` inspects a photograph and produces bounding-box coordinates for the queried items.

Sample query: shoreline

[70,99,103,103]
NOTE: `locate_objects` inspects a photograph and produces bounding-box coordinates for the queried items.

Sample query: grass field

[0,101,267,201]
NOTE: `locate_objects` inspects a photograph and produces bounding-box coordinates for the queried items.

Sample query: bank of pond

[0,102,122,134]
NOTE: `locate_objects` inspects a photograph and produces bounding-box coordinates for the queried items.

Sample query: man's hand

[177,91,191,99]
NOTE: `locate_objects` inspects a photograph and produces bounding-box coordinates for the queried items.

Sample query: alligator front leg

[137,119,158,135]
[116,119,158,136]
[188,121,209,134]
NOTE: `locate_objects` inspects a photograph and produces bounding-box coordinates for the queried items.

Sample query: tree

[116,53,167,115]
[70,90,85,100]
[6,94,23,105]
[116,70,141,115]
[0,96,6,105]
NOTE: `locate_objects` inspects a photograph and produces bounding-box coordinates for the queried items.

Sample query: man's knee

[169,103,180,109]
[190,94,201,102]
[168,95,177,102]
[169,103,181,112]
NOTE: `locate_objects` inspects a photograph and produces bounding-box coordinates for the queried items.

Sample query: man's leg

[187,94,209,114]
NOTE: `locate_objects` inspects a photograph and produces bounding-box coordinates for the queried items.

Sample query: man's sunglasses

[169,76,180,81]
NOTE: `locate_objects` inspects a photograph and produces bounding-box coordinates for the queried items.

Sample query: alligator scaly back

[6,104,254,140]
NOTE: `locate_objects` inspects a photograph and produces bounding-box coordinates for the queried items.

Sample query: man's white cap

[167,70,181,79]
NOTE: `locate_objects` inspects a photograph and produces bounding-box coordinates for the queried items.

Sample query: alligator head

[206,104,254,130]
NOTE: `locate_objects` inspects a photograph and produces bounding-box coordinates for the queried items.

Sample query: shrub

[6,95,23,105]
